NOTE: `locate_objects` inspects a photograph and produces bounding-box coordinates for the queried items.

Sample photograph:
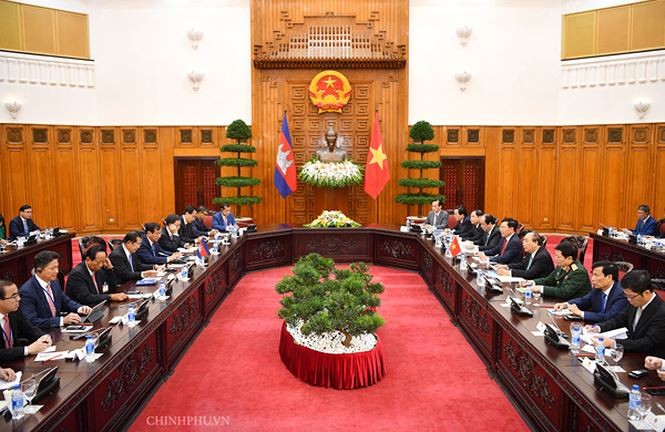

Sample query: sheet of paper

[581,357,596,373]
[35,351,69,362]
[0,371,22,391]
[496,275,524,284]
[24,405,43,415]
[599,327,629,340]
[127,293,152,299]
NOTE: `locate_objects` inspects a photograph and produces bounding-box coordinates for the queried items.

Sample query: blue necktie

[152,244,157,256]
[128,253,134,272]
[23,219,28,234]
[601,293,607,312]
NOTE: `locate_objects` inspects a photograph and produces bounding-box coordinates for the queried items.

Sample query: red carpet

[129,266,529,432]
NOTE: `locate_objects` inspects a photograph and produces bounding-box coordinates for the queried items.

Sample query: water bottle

[570,323,582,354]
[211,241,218,254]
[460,257,468,271]
[128,303,136,324]
[524,287,532,307]
[637,234,643,247]
[85,335,95,363]
[11,384,24,420]
[628,384,641,421]
[180,265,188,280]
[158,282,166,298]
[476,269,484,287]
[595,337,605,363]
[406,218,411,228]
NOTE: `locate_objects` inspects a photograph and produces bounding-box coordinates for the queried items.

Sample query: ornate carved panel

[168,295,200,336]
[180,129,192,144]
[122,129,136,144]
[562,128,577,144]
[658,126,665,144]
[447,128,459,144]
[502,129,514,144]
[250,239,286,260]
[101,129,115,144]
[542,129,555,144]
[201,129,213,144]
[7,127,23,143]
[379,237,415,260]
[56,128,71,144]
[583,127,599,144]
[522,129,535,144]
[502,341,557,410]
[607,127,623,143]
[80,129,93,144]
[32,128,48,143]
[467,129,479,143]
[461,295,491,336]
[143,129,157,144]
[631,126,650,145]
[100,344,155,410]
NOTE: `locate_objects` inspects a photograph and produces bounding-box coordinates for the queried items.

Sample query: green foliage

[398,178,445,188]
[217,158,258,167]
[396,120,444,215]
[225,119,252,141]
[409,121,435,143]
[400,160,441,170]
[216,176,262,187]
[213,196,262,206]
[220,144,256,153]
[216,119,260,215]
[406,143,439,153]
[276,254,385,346]
[395,193,444,205]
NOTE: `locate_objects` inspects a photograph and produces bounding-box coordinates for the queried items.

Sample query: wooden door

[174,158,219,213]
[440,157,485,211]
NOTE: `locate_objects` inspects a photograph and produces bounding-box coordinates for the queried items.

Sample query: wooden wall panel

[2,126,29,218]
[119,128,141,229]
[76,127,102,232]
[654,125,665,219]
[534,128,557,230]
[53,127,77,231]
[27,126,55,226]
[498,128,518,218]
[555,127,580,231]
[99,128,120,230]
[625,125,654,228]
[515,128,537,227]
[599,126,627,227]
[578,126,602,232]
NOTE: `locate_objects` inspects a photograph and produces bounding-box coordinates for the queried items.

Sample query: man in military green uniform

[531,241,591,300]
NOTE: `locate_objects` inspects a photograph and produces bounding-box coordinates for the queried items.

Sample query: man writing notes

[213,204,237,232]
[622,204,658,237]
[66,244,129,306]
[137,222,183,266]
[8,204,40,240]
[587,270,665,357]
[109,231,158,283]
[0,280,52,362]
[19,250,92,330]
[179,206,199,244]
[479,218,523,265]
[530,241,591,300]
[495,231,554,280]
[552,261,627,323]
[159,214,187,253]
[425,199,448,230]
[461,209,484,244]
[474,214,501,252]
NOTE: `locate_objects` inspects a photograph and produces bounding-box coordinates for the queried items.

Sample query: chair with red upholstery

[561,235,589,263]
[658,218,665,238]
[446,212,458,230]
[614,261,634,280]
[653,278,665,301]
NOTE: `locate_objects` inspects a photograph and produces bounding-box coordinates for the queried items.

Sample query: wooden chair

[614,261,634,280]
[561,235,589,263]
[657,218,665,238]
[108,238,123,250]
[653,278,665,301]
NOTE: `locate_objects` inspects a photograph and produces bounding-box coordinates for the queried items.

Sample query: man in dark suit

[496,231,554,280]
[623,204,658,237]
[66,244,128,306]
[192,206,216,237]
[553,261,627,323]
[8,204,40,240]
[109,231,157,283]
[474,214,501,252]
[589,270,665,358]
[159,214,187,253]
[179,206,199,244]
[19,250,91,330]
[453,206,472,237]
[0,279,52,363]
[212,203,238,232]
[137,222,183,266]
[461,209,484,243]
[532,241,591,300]
[480,218,523,265]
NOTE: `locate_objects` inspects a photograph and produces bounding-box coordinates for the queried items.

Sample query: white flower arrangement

[304,210,361,228]
[298,159,363,188]
[286,320,378,354]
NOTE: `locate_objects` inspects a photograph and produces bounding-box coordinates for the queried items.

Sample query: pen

[42,353,65,363]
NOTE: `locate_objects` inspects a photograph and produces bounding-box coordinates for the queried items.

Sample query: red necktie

[91,272,100,294]
[45,283,57,317]
[500,238,508,255]
[2,315,12,348]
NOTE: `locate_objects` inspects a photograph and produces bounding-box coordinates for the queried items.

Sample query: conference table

[0,225,661,431]
[591,232,665,279]
[0,234,74,284]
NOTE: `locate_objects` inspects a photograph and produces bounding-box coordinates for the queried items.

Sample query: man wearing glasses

[0,279,52,362]
[586,270,665,357]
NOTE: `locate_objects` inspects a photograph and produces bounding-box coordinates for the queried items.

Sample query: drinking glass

[638,393,652,424]
[610,344,624,364]
[21,379,37,406]
[532,291,542,307]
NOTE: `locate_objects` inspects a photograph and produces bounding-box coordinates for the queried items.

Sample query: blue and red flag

[274,112,297,198]
[197,238,210,258]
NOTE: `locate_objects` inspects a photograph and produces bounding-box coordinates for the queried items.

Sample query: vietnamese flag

[364,112,389,199]
[449,236,462,257]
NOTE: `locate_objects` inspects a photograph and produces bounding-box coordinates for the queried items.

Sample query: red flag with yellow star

[364,112,389,199]
[449,236,462,257]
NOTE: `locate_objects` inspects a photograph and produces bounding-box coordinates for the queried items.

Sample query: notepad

[0,372,22,391]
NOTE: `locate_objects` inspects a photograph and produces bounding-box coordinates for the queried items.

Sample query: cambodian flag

[274,112,297,198]
[197,238,210,258]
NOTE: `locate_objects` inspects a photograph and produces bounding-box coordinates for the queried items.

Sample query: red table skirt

[279,321,385,390]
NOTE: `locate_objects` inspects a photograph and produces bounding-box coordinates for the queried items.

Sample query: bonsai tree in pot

[395,120,444,216]
[214,119,262,217]
[276,253,385,348]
